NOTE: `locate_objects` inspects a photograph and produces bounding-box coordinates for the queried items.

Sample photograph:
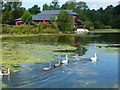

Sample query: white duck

[0,68,11,76]
[61,55,68,64]
[91,53,97,62]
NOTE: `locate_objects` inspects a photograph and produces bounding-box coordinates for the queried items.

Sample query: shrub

[82,21,93,30]
[2,24,60,34]
[2,25,10,33]
[93,21,102,29]
[41,28,59,33]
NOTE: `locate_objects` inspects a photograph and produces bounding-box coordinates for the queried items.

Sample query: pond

[1,32,119,88]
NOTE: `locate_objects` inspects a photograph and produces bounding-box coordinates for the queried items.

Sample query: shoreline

[0,29,119,38]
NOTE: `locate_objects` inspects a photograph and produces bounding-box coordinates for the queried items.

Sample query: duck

[43,63,52,71]
[61,55,68,64]
[91,53,97,62]
[0,68,11,76]
[54,61,61,68]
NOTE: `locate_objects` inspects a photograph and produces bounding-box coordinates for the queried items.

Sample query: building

[15,10,82,28]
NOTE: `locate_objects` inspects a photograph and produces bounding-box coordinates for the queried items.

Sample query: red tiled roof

[16,21,23,23]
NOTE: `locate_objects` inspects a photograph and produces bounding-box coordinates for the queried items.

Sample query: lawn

[92,29,120,33]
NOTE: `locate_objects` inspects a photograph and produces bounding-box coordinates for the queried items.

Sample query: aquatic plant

[2,41,76,72]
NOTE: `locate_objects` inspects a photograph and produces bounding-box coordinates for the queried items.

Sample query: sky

[21,0,119,10]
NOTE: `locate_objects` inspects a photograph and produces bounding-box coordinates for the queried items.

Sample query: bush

[2,25,10,33]
[93,21,102,29]
[82,21,93,30]
[2,24,60,34]
[40,28,59,33]
[13,25,34,29]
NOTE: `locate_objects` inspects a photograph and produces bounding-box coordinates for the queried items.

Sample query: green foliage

[82,21,93,30]
[22,10,33,24]
[110,5,120,28]
[10,25,39,34]
[2,24,10,33]
[2,11,14,24]
[57,10,74,32]
[93,21,102,29]
[85,5,120,29]
[50,16,57,25]
[2,1,25,24]
[61,2,76,10]
[37,23,59,33]
[2,1,120,29]
[50,1,60,10]
[42,1,60,11]
[2,24,60,34]
[61,1,88,10]
[28,5,41,15]
[12,7,26,20]
[76,1,89,10]
[40,28,59,33]
[75,9,89,21]
[43,4,50,10]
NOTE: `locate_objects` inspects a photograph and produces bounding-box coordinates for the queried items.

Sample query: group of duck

[43,55,69,71]
[43,53,97,71]
[0,53,97,76]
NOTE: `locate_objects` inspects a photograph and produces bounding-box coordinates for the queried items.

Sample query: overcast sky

[21,0,119,10]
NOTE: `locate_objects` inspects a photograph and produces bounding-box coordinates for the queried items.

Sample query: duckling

[54,61,61,68]
[43,63,51,71]
[0,68,11,76]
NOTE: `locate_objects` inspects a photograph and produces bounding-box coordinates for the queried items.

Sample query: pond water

[1,32,119,88]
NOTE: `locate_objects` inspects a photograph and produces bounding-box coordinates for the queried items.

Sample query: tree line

[2,1,120,29]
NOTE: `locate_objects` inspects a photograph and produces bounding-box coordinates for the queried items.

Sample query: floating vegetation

[76,80,96,87]
[79,72,99,75]
[2,41,77,72]
[1,83,8,88]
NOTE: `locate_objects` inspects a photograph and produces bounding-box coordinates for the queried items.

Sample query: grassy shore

[92,29,120,33]
[0,33,80,38]
[0,29,119,38]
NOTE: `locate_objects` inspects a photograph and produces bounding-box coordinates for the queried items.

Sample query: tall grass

[2,24,60,34]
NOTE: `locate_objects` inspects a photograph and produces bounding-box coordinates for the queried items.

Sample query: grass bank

[0,33,80,38]
[92,29,120,33]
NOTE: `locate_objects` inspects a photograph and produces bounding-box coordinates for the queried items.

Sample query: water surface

[2,33,119,88]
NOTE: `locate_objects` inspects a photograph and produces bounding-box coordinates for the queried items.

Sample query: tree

[57,10,74,32]
[2,11,14,24]
[61,2,76,10]
[93,21,102,29]
[28,5,41,15]
[110,5,120,28]
[22,10,33,24]
[82,21,93,30]
[2,1,25,24]
[42,4,50,10]
[50,16,57,25]
[50,1,60,10]
[76,1,89,10]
